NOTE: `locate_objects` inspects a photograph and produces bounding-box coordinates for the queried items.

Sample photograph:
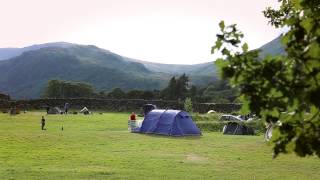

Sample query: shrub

[196,121,226,132]
[192,113,221,122]
[184,97,193,113]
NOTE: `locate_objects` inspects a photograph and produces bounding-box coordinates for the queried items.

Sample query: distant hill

[124,57,215,76]
[0,42,75,61]
[0,36,284,99]
[258,36,285,58]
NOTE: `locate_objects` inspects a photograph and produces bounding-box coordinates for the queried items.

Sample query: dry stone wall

[0,98,241,113]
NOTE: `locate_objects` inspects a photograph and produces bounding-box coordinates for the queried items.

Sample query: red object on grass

[130,112,136,120]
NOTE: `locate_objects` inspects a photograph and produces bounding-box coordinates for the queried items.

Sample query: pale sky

[0,0,281,64]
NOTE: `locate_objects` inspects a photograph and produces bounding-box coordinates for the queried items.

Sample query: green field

[0,112,319,179]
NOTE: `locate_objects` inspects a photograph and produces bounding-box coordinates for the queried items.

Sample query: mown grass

[0,112,319,179]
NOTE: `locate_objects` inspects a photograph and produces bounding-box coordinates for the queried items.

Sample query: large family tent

[134,109,201,136]
[222,122,254,135]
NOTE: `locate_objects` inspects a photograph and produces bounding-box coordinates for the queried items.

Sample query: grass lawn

[0,112,319,179]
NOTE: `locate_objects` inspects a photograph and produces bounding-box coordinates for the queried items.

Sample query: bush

[196,121,226,132]
[192,113,221,122]
[246,119,265,135]
[192,112,224,131]
[184,97,193,113]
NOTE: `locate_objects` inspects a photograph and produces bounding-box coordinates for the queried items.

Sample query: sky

[0,0,282,64]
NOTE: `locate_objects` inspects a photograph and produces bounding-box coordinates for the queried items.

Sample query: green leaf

[219,21,225,31]
[310,105,318,115]
[292,0,302,10]
[242,43,249,52]
[307,42,320,58]
[316,28,320,36]
[300,18,313,33]
[270,108,280,118]
[214,58,228,68]
[240,99,250,115]
[221,48,230,56]
[281,34,290,45]
[215,40,222,50]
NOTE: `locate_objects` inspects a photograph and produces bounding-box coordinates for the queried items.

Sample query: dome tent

[222,122,254,135]
[133,109,201,136]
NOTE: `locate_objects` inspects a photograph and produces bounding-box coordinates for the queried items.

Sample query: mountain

[0,42,75,61]
[0,42,216,75]
[124,57,215,75]
[0,36,283,99]
[0,44,216,98]
[258,36,285,58]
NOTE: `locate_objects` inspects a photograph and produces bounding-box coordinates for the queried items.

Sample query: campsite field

[0,112,319,179]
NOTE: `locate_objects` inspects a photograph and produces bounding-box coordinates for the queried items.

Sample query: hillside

[258,36,285,58]
[0,36,283,99]
[0,42,75,61]
[0,45,215,98]
[124,57,215,76]
[0,46,162,98]
[0,42,217,75]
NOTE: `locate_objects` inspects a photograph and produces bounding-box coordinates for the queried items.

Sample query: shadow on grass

[132,132,202,140]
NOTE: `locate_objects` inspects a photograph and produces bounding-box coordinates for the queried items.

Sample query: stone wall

[0,98,241,113]
[0,93,10,100]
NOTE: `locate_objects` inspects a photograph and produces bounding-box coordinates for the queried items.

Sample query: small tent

[47,107,62,114]
[134,109,201,136]
[222,122,254,135]
[80,107,90,115]
[142,104,157,116]
[207,110,216,114]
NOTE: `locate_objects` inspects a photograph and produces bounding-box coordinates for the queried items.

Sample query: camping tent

[134,109,201,136]
[142,104,157,116]
[80,107,90,115]
[47,107,62,114]
[222,122,254,135]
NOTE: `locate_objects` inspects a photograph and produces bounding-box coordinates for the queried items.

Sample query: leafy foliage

[212,0,320,157]
[184,97,193,112]
[160,74,189,100]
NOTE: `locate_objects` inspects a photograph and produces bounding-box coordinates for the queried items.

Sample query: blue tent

[134,109,201,136]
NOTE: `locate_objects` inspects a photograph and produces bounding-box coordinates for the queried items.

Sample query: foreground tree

[212,0,320,157]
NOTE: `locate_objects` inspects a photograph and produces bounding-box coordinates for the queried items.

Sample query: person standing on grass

[64,102,70,114]
[41,116,46,130]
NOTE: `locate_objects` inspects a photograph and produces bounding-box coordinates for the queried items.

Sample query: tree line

[43,75,237,103]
